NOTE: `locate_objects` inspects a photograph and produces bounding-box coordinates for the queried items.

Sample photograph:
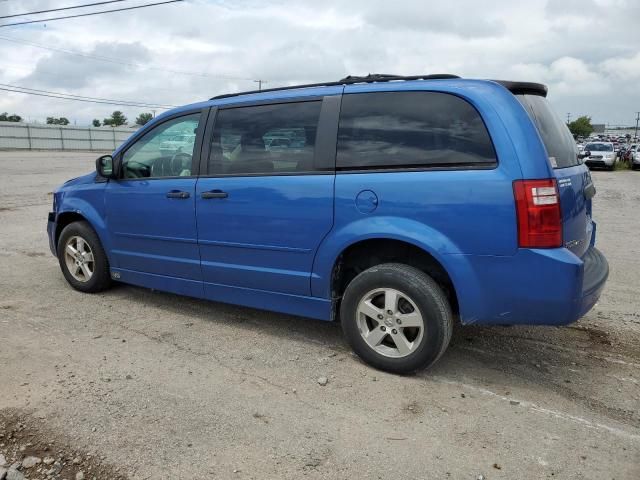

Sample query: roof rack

[210,73,460,100]
[210,74,547,100]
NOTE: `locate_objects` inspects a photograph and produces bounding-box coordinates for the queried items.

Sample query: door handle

[166,190,190,199]
[201,189,228,199]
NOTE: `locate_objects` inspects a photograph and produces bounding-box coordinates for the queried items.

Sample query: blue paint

[48,78,608,327]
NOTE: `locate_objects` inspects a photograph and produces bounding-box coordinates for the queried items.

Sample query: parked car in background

[632,146,640,170]
[159,133,196,156]
[47,74,608,373]
[584,142,616,170]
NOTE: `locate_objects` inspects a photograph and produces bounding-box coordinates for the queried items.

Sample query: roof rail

[209,74,548,100]
[339,73,460,83]
[210,73,460,100]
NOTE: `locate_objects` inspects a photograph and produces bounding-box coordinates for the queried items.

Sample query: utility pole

[566,113,571,124]
[254,79,267,91]
[152,109,156,118]
[635,112,640,141]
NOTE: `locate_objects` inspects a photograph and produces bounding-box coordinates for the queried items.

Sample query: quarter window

[208,101,322,175]
[517,94,579,169]
[122,113,200,179]
[336,92,497,170]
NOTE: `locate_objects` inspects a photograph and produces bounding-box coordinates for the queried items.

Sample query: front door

[105,111,206,292]
[195,97,337,297]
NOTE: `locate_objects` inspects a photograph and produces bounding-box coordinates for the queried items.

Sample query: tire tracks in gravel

[448,335,640,429]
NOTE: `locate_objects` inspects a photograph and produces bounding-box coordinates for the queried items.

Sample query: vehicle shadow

[104,283,638,427]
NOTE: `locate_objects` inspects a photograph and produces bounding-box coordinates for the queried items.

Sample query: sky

[0,0,639,126]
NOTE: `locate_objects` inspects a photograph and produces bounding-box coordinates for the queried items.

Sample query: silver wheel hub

[64,235,94,282]
[356,288,425,359]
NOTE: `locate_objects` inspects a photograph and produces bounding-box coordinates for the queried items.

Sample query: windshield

[585,143,613,152]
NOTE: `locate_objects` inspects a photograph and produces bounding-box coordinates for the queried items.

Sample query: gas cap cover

[355,190,379,213]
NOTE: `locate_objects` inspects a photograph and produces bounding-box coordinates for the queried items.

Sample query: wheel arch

[327,237,459,321]
[55,205,112,264]
[55,211,89,247]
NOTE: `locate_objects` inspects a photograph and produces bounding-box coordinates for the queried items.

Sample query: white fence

[0,122,138,151]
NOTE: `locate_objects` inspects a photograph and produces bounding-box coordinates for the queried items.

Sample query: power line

[0,83,176,108]
[0,86,174,109]
[0,82,176,107]
[0,0,184,28]
[0,1,128,20]
[0,84,176,109]
[0,35,255,81]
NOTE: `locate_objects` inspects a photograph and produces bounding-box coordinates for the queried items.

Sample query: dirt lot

[1,151,639,479]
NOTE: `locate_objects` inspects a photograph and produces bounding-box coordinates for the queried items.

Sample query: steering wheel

[170,152,192,176]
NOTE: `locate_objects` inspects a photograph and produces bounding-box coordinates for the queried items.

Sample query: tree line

[0,111,155,127]
[92,111,153,127]
[0,112,22,122]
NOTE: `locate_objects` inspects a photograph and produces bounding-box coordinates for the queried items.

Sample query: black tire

[340,263,453,374]
[57,221,112,293]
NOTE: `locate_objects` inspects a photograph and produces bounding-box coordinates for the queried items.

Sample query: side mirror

[584,150,590,158]
[96,154,116,179]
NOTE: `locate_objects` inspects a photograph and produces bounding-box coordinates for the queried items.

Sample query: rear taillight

[513,179,562,248]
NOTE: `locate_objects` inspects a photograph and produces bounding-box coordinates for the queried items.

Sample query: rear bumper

[450,245,608,326]
[47,212,57,257]
[576,247,609,317]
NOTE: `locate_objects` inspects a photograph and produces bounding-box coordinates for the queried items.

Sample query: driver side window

[121,113,200,179]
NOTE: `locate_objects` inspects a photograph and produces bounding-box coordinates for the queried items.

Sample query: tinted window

[122,113,200,179]
[517,94,579,168]
[208,101,321,175]
[336,92,496,170]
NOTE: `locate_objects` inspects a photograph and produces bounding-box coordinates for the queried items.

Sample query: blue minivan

[47,74,609,373]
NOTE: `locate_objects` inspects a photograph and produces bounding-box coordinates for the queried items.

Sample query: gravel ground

[1,151,639,480]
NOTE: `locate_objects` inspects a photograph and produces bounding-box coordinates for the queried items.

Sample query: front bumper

[47,212,57,257]
[585,158,614,168]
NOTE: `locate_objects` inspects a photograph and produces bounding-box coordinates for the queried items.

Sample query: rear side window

[336,92,497,170]
[517,94,579,169]
[208,101,321,175]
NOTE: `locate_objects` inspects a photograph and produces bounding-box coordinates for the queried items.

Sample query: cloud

[0,0,638,126]
[23,42,152,89]
[362,1,506,38]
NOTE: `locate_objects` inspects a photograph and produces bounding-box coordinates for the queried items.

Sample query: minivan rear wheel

[57,221,111,293]
[340,263,452,374]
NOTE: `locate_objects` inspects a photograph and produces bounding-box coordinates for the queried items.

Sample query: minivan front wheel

[57,221,111,293]
[340,263,453,374]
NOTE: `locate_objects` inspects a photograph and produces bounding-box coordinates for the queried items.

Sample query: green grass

[614,160,631,171]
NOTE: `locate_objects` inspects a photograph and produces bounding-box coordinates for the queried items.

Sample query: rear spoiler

[493,80,548,97]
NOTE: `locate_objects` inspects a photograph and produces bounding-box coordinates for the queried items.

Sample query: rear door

[195,95,339,296]
[517,94,593,257]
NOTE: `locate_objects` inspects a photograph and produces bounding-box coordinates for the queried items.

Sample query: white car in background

[631,144,640,170]
[584,142,616,171]
[159,134,196,156]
